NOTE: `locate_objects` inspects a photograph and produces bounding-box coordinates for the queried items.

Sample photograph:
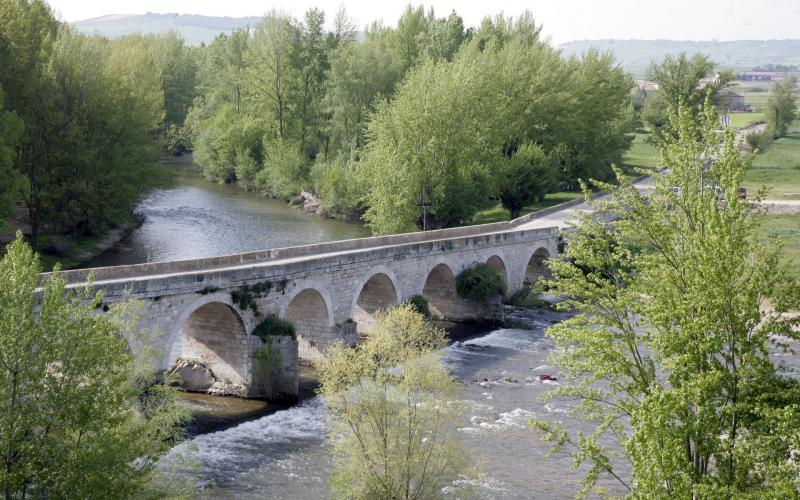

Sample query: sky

[47,0,800,45]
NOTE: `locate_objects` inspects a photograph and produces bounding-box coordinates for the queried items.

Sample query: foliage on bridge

[456,263,507,304]
[404,294,432,320]
[253,314,296,341]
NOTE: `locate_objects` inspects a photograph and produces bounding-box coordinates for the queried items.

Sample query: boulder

[169,358,216,392]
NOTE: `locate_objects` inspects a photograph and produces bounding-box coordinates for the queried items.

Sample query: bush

[507,288,548,309]
[745,130,773,151]
[456,263,507,304]
[404,294,432,320]
[255,139,308,199]
[310,157,363,218]
[252,314,296,341]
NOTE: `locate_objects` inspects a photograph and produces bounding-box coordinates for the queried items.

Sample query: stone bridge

[44,214,561,399]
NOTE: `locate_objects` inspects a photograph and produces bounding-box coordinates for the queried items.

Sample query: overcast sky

[47,0,799,45]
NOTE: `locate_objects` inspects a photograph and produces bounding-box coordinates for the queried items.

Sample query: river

[160,306,634,499]
[81,156,368,268]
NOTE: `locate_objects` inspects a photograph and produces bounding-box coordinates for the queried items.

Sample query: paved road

[517,177,656,230]
[760,199,800,214]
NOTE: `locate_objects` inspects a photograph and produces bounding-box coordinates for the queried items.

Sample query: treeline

[186,7,635,233]
[0,0,197,248]
[1,2,636,244]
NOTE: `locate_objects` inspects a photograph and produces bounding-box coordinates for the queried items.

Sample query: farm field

[758,213,800,279]
[728,111,765,129]
[743,123,800,199]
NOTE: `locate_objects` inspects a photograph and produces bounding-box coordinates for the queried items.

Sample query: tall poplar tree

[535,102,800,497]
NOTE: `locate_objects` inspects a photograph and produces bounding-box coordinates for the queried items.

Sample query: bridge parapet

[43,214,561,286]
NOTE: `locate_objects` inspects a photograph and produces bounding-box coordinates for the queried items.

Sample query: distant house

[737,71,786,81]
[717,90,752,112]
[634,79,659,95]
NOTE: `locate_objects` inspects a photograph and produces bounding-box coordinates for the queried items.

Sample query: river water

[81,157,367,268]
[161,307,633,499]
[90,158,799,498]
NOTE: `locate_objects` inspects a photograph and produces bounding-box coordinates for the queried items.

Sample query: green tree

[141,31,198,154]
[648,52,716,111]
[0,0,59,246]
[317,304,470,499]
[359,56,495,233]
[247,11,295,140]
[290,8,331,155]
[0,87,23,227]
[534,103,800,497]
[324,24,402,155]
[424,10,465,61]
[0,233,187,498]
[495,143,556,219]
[645,52,731,136]
[193,103,265,184]
[553,49,634,185]
[195,28,249,112]
[765,77,797,139]
[393,5,428,73]
[255,138,307,198]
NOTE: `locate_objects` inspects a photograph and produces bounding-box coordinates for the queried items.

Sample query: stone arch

[284,287,333,361]
[422,262,458,320]
[525,247,551,285]
[352,270,400,340]
[485,254,510,289]
[176,299,250,392]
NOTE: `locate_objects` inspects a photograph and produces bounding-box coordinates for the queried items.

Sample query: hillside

[74,12,260,45]
[560,39,800,77]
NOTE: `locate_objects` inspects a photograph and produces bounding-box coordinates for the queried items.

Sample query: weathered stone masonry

[44,220,559,399]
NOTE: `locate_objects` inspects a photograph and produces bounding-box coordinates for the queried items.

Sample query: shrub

[507,288,548,309]
[456,263,507,304]
[310,157,363,218]
[252,314,296,341]
[317,304,470,499]
[256,139,308,199]
[404,294,432,320]
[745,130,773,151]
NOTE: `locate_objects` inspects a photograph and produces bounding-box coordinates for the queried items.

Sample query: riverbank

[0,161,173,271]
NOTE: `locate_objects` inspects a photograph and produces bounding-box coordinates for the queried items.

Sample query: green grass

[743,124,800,200]
[473,191,585,224]
[757,214,800,280]
[621,132,660,171]
[39,235,100,272]
[728,112,765,129]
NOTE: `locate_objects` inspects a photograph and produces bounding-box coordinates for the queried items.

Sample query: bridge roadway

[42,178,652,399]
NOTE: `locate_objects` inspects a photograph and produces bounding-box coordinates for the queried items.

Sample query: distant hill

[73,12,261,45]
[559,39,800,77]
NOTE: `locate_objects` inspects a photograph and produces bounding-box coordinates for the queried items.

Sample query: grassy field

[621,132,660,171]
[728,112,765,129]
[757,214,800,280]
[473,191,585,224]
[743,123,800,199]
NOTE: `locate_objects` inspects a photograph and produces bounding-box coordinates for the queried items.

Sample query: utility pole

[418,184,432,231]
